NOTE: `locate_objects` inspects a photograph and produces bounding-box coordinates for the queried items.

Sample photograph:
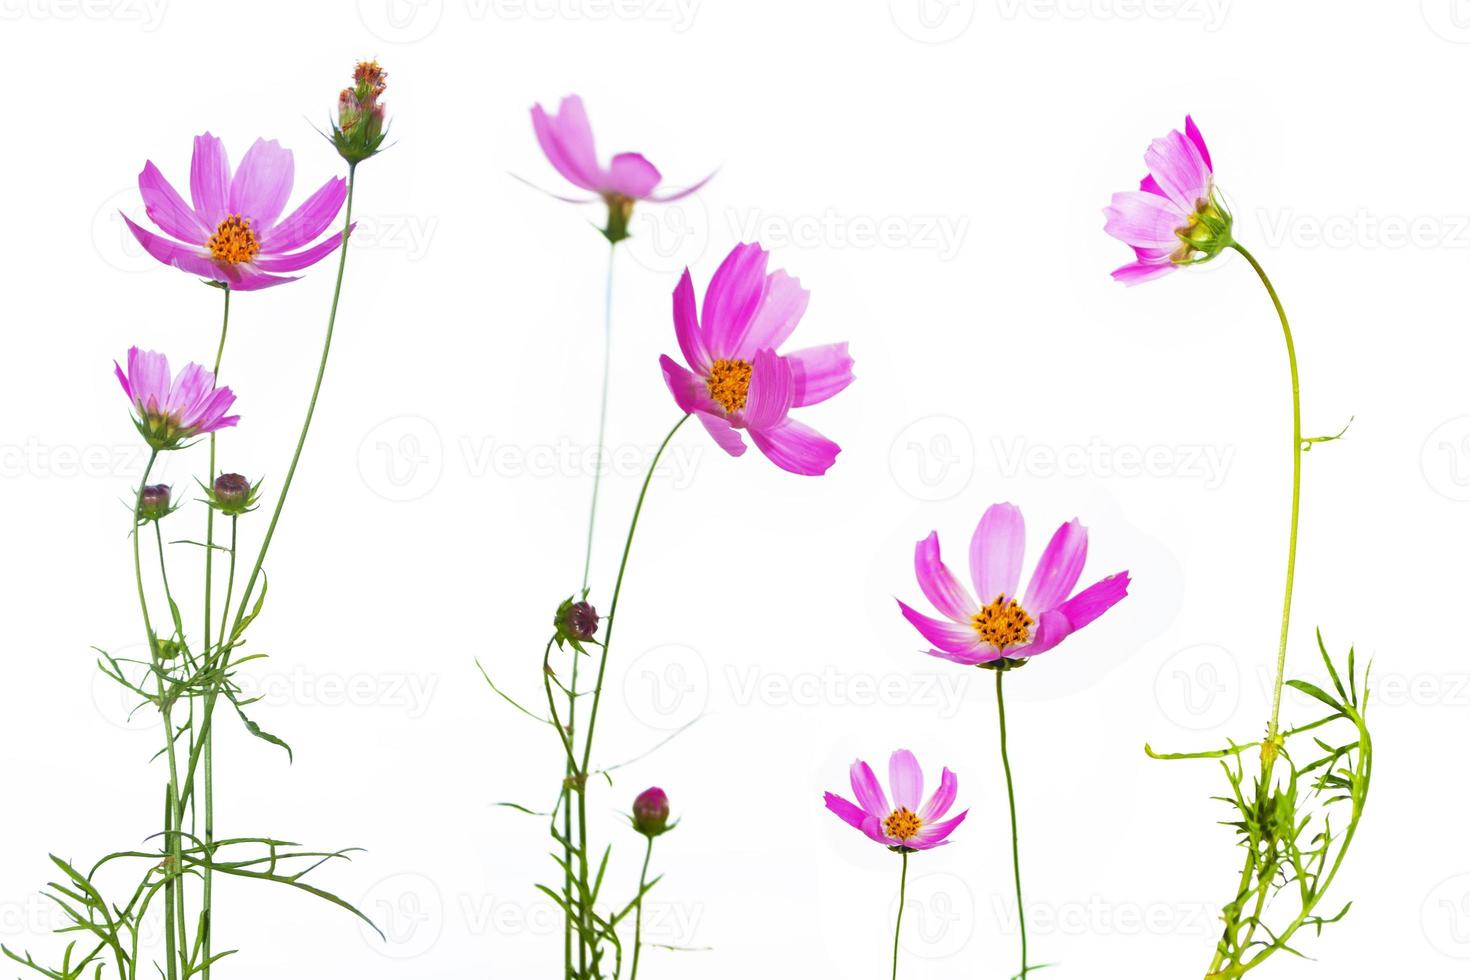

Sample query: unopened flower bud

[554,597,599,652]
[331,60,389,165]
[631,787,672,838]
[206,472,259,516]
[138,484,173,521]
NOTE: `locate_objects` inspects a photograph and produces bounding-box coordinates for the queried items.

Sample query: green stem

[630,834,654,980]
[580,241,617,594]
[996,669,1029,979]
[573,413,689,970]
[201,282,228,980]
[892,850,909,980]
[1230,242,1302,750]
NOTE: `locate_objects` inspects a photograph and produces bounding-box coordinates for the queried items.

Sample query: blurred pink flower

[824,749,967,852]
[115,346,238,450]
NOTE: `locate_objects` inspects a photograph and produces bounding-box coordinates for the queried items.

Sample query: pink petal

[1144,128,1211,212]
[732,268,808,360]
[1112,254,1177,286]
[659,354,717,416]
[121,213,231,283]
[888,750,923,812]
[138,161,208,245]
[1185,115,1213,172]
[530,96,603,192]
[747,416,839,476]
[787,342,853,408]
[741,348,793,431]
[913,809,967,848]
[672,269,711,374]
[1012,608,1073,659]
[701,243,770,361]
[923,645,1002,666]
[849,760,889,819]
[1023,518,1088,614]
[919,768,958,823]
[253,224,349,273]
[1103,190,1189,251]
[914,531,977,623]
[970,503,1024,604]
[824,792,888,845]
[218,269,302,292]
[1056,571,1131,631]
[605,152,661,199]
[647,168,718,202]
[228,138,294,229]
[261,176,347,253]
[695,410,746,457]
[190,133,230,228]
[896,599,983,656]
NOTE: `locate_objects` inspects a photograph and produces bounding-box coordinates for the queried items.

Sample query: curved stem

[580,241,617,594]
[630,834,654,980]
[996,670,1028,979]
[201,282,228,980]
[1230,242,1302,750]
[892,850,909,980]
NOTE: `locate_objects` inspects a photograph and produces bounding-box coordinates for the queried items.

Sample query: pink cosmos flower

[122,134,348,290]
[530,95,712,204]
[1103,115,1232,285]
[897,503,1130,666]
[115,346,238,450]
[659,242,853,476]
[824,750,967,852]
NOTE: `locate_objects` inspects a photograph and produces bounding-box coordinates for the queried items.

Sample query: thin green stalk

[201,283,228,980]
[892,850,909,980]
[996,669,1029,979]
[563,652,579,980]
[581,241,617,593]
[630,834,654,980]
[573,413,689,971]
[1230,242,1302,750]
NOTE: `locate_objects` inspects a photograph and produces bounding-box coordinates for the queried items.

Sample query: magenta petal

[970,503,1025,604]
[253,225,348,273]
[1144,129,1211,212]
[924,645,1001,666]
[190,133,230,228]
[915,532,977,622]
[672,269,711,374]
[219,269,302,292]
[787,342,853,408]
[742,348,794,431]
[261,176,347,253]
[121,214,230,282]
[919,768,957,823]
[113,360,133,402]
[606,152,661,199]
[849,760,889,819]
[1185,115,1213,172]
[1104,190,1188,250]
[1112,256,1177,286]
[695,410,746,457]
[897,599,983,656]
[531,96,602,192]
[647,168,718,202]
[701,243,770,361]
[659,354,717,416]
[138,162,208,245]
[228,138,295,229]
[1014,608,1073,658]
[1056,571,1131,631]
[913,809,967,848]
[1023,519,1089,614]
[888,750,923,812]
[747,416,839,476]
[825,792,888,845]
[733,268,808,360]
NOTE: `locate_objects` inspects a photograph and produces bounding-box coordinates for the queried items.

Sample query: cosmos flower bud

[207,472,260,516]
[152,633,183,661]
[553,597,599,653]
[331,60,389,165]
[138,484,173,522]
[631,787,672,838]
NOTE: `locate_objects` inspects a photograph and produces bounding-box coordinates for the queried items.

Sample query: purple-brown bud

[138,484,173,521]
[554,597,599,652]
[631,786,672,837]
[206,472,259,516]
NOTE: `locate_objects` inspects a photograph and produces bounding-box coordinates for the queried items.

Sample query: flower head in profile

[122,134,348,290]
[631,787,674,838]
[332,59,389,164]
[824,750,966,853]
[897,503,1130,667]
[529,94,714,242]
[1103,115,1232,285]
[659,242,853,476]
[115,347,238,450]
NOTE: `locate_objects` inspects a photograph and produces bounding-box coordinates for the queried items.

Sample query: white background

[1,1,1467,977]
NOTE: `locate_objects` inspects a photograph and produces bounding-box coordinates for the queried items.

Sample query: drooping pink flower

[659,242,853,476]
[1103,115,1233,285]
[824,750,967,852]
[530,94,712,204]
[115,347,238,450]
[897,503,1130,666]
[122,134,348,290]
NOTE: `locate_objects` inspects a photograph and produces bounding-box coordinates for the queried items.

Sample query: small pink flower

[115,346,238,450]
[824,750,967,852]
[897,503,1130,666]
[659,242,853,476]
[530,94,712,204]
[1103,115,1232,285]
[122,134,349,290]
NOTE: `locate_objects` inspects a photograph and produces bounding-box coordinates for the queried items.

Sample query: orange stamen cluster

[705,358,753,413]
[205,214,261,264]
[972,594,1034,650]
[883,807,923,841]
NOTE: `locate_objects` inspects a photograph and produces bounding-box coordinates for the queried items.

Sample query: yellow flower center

[705,358,753,413]
[206,214,261,264]
[883,807,923,841]
[972,594,1034,650]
